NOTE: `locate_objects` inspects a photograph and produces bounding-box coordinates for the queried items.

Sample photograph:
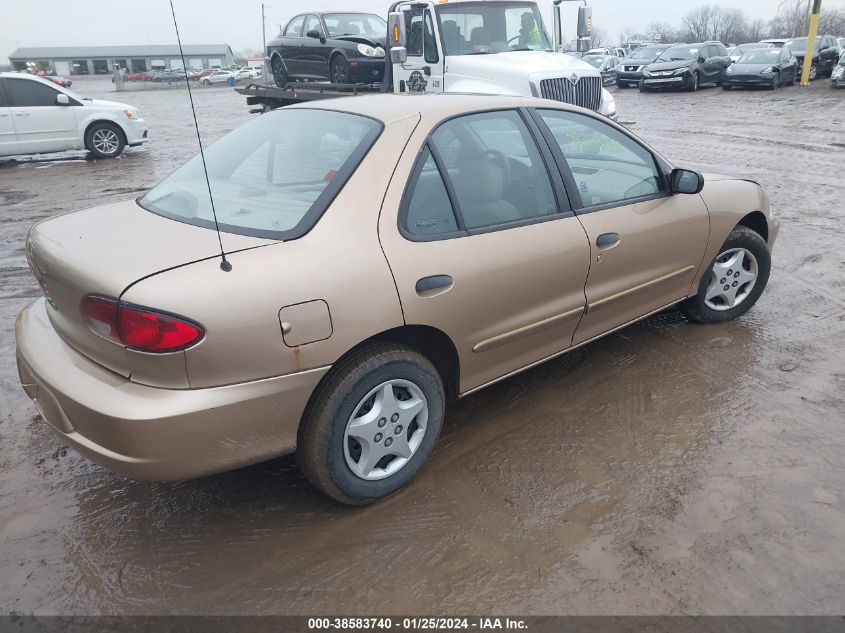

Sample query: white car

[236,68,261,80]
[200,70,236,85]
[0,73,147,159]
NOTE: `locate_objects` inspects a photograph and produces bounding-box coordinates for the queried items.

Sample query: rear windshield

[139,109,382,240]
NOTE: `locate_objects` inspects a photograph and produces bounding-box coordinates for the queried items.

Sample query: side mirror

[671,168,704,194]
[698,56,706,63]
[306,29,321,40]
[387,11,407,48]
[390,46,408,64]
[56,93,70,105]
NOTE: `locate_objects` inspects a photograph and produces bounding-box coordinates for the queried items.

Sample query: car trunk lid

[26,199,271,377]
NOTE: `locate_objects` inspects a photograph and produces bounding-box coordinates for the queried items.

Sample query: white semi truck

[242,0,616,120]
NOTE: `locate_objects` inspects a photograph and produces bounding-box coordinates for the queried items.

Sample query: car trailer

[236,82,383,113]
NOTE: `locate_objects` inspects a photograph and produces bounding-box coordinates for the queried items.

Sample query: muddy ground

[1,76,844,615]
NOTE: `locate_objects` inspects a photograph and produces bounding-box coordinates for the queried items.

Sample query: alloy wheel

[704,247,759,311]
[92,129,119,155]
[343,379,428,481]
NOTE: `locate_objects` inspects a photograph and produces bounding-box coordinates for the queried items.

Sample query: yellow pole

[800,0,822,85]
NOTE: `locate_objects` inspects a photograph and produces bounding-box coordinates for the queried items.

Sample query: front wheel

[638,79,648,92]
[681,226,771,324]
[687,72,700,92]
[85,122,125,159]
[297,344,445,505]
[271,56,288,88]
[330,55,350,84]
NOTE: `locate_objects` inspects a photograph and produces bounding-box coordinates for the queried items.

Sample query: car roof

[287,93,583,125]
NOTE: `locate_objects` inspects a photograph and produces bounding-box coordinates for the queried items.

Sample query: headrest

[457,160,504,203]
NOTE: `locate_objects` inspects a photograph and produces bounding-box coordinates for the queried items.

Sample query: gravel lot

[1,76,844,615]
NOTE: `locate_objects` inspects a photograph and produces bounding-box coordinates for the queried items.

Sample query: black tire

[722,84,731,90]
[271,55,288,88]
[297,344,445,505]
[638,79,648,92]
[680,226,771,324]
[787,71,796,86]
[330,55,350,84]
[84,122,125,159]
[687,72,699,92]
[809,63,818,81]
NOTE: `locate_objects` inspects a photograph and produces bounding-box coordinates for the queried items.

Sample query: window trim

[0,79,9,108]
[4,76,62,108]
[284,15,306,37]
[137,108,384,242]
[528,107,672,216]
[397,107,574,243]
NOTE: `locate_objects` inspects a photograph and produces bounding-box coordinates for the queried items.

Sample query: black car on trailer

[267,12,388,88]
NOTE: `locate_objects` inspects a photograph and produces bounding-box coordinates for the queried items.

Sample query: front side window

[6,78,60,107]
[284,15,305,37]
[139,109,381,240]
[436,2,551,56]
[538,110,663,208]
[303,15,323,37]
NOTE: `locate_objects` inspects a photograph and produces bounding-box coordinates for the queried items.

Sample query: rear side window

[285,15,305,36]
[6,78,59,107]
[404,148,459,236]
[0,80,8,107]
[139,109,382,240]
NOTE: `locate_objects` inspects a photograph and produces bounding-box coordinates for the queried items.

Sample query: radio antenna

[168,0,232,272]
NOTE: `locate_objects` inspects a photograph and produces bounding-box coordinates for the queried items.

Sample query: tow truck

[238,0,616,120]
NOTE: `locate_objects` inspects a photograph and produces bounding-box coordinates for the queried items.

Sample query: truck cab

[387,0,617,119]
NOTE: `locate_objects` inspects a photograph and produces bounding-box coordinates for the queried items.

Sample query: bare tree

[618,26,637,45]
[819,7,845,35]
[646,21,678,43]
[591,27,607,47]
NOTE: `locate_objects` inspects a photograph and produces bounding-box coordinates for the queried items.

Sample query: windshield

[323,13,386,38]
[658,46,700,62]
[738,49,781,64]
[139,110,381,240]
[629,46,665,60]
[582,55,605,68]
[436,1,552,55]
[786,38,815,52]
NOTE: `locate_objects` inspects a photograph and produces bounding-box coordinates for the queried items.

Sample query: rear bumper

[16,299,328,480]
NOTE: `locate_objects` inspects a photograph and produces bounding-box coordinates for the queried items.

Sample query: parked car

[43,75,72,88]
[640,41,730,91]
[199,70,236,85]
[728,42,772,63]
[616,44,671,88]
[832,51,845,88]
[236,68,261,81]
[15,93,778,504]
[785,35,840,79]
[581,54,619,85]
[0,72,147,159]
[267,12,387,86]
[127,71,154,82]
[194,69,218,81]
[723,47,797,89]
[152,69,187,83]
[759,38,789,48]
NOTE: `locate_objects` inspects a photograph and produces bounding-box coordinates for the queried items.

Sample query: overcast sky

[3,0,845,64]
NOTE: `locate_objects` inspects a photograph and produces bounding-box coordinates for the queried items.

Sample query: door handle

[596,233,620,249]
[15,112,32,116]
[415,275,453,295]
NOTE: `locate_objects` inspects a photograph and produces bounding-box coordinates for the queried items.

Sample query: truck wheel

[85,122,125,159]
[271,56,288,88]
[297,344,445,505]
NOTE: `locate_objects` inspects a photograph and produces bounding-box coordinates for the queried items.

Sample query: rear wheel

[271,56,288,88]
[297,344,445,505]
[330,55,350,84]
[808,63,818,80]
[681,226,771,324]
[85,122,125,159]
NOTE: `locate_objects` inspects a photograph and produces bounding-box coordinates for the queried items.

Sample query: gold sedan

[16,94,779,504]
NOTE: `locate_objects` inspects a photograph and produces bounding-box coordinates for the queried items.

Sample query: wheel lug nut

[394,425,403,435]
[391,413,399,423]
[732,281,738,287]
[374,433,383,443]
[724,285,730,291]
[378,418,387,428]
[727,269,733,275]
[734,272,740,278]
[384,437,393,447]
[720,278,726,284]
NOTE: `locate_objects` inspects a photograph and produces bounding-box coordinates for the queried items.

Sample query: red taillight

[81,296,204,353]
